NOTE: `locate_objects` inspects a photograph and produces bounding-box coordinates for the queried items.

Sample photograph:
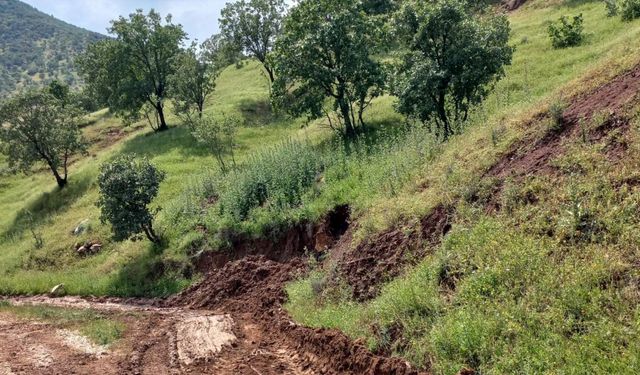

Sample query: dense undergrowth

[287,127,640,372]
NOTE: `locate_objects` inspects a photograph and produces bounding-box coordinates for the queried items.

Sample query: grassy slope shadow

[1,173,94,241]
[106,240,190,298]
[119,125,211,159]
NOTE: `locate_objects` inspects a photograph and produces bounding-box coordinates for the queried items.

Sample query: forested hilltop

[0,0,105,96]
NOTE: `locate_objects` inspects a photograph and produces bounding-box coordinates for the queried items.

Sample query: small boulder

[89,243,102,254]
[76,246,88,255]
[49,284,66,297]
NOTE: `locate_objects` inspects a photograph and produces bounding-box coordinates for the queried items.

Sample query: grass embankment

[284,1,640,374]
[0,301,125,346]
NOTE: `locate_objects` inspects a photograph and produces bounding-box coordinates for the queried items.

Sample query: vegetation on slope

[284,1,640,373]
[0,0,105,96]
[0,61,307,297]
[2,0,640,372]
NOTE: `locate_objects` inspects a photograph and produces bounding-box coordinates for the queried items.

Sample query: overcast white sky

[21,0,230,42]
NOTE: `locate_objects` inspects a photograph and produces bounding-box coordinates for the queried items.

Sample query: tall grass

[163,124,440,251]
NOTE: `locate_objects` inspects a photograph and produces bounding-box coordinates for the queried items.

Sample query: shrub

[604,0,619,17]
[621,0,640,20]
[97,154,166,243]
[548,14,584,48]
[548,99,567,131]
[191,114,240,174]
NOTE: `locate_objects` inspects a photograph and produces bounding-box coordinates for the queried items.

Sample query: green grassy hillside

[0,0,105,96]
[2,0,640,372]
[0,61,310,296]
[283,1,640,373]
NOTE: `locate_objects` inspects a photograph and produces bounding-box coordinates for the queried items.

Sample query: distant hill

[0,0,106,97]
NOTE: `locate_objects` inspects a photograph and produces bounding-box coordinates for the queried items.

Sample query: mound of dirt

[279,323,421,375]
[171,255,306,312]
[335,205,452,301]
[169,254,426,374]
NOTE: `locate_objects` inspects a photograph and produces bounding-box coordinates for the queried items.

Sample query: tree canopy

[393,0,513,139]
[77,9,186,132]
[271,0,385,137]
[97,154,165,243]
[169,44,218,124]
[0,89,86,188]
[219,0,287,83]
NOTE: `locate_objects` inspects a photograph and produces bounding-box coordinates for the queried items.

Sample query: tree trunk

[157,103,169,132]
[47,160,67,189]
[337,92,355,138]
[197,100,204,119]
[54,172,67,189]
[436,91,451,141]
[265,65,275,84]
[143,224,159,243]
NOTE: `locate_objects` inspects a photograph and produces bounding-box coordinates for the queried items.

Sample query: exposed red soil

[170,255,306,312]
[196,205,350,272]
[170,255,422,374]
[332,205,453,301]
[484,64,640,209]
[1,223,423,375]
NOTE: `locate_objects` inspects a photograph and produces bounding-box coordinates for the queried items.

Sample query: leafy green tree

[97,154,165,243]
[271,0,385,138]
[201,33,243,70]
[77,10,186,132]
[48,80,70,102]
[169,44,218,125]
[621,0,640,21]
[192,114,240,174]
[0,90,86,188]
[393,0,513,140]
[219,0,287,83]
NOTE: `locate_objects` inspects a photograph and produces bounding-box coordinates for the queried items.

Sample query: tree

[219,0,287,83]
[392,0,513,140]
[191,114,240,174]
[201,33,243,70]
[271,0,385,138]
[97,154,165,243]
[0,90,86,188]
[77,10,186,132]
[48,80,70,102]
[169,44,218,125]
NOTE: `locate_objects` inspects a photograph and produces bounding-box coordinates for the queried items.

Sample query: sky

[21,0,230,43]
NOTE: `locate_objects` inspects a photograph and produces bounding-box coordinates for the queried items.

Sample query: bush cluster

[621,0,640,20]
[548,14,584,48]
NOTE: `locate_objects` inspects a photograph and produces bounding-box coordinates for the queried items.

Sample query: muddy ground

[0,256,421,375]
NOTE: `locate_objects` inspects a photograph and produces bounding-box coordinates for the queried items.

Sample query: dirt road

[0,256,421,375]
